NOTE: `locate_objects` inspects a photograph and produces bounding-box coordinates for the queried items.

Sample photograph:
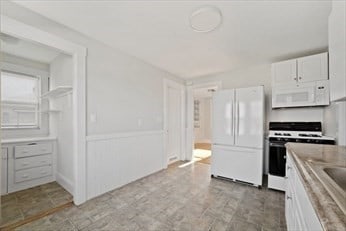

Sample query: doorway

[186,82,221,162]
[192,87,215,164]
[0,16,87,229]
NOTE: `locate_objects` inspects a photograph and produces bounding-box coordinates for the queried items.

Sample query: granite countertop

[285,143,346,231]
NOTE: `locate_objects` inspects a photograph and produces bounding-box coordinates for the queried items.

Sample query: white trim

[56,172,74,195]
[1,16,87,205]
[86,130,164,142]
[2,136,57,144]
[186,81,222,161]
[163,79,186,168]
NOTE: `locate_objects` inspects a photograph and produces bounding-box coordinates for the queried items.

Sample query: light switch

[90,113,97,123]
[137,118,142,128]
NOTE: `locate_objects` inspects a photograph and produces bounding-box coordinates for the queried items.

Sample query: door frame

[0,16,87,205]
[186,81,222,161]
[163,79,185,168]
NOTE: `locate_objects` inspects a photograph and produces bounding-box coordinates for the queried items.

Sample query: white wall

[49,54,74,193]
[0,53,50,139]
[1,2,183,200]
[194,97,212,143]
[1,1,183,136]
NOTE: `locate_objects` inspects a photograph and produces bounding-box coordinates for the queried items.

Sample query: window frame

[1,70,42,129]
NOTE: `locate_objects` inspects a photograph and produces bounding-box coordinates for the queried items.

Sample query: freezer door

[211,144,263,186]
[212,89,235,146]
[235,86,264,149]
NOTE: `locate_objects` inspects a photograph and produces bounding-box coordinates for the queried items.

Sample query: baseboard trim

[56,173,74,195]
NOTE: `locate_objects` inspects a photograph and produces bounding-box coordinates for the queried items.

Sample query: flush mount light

[190,6,222,33]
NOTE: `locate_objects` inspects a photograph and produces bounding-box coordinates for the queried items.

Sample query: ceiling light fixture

[190,6,223,33]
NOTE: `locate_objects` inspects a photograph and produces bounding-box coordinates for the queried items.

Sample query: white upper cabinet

[328,0,346,101]
[297,53,328,83]
[272,53,328,86]
[271,59,297,85]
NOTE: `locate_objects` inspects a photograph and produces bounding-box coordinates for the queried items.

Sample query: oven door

[269,141,286,177]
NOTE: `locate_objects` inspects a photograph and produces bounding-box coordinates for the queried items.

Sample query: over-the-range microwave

[272,80,330,108]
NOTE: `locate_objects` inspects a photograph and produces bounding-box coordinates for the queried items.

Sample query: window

[1,71,40,128]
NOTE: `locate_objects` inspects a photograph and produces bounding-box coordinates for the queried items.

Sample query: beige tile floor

[15,162,286,231]
[1,181,72,227]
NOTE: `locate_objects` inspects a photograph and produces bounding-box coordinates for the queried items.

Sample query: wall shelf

[41,86,73,99]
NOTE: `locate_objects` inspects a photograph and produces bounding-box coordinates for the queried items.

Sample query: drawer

[15,166,52,183]
[15,154,52,171]
[15,143,53,158]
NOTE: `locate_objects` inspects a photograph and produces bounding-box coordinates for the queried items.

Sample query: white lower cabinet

[4,141,56,193]
[285,154,322,231]
[1,148,8,195]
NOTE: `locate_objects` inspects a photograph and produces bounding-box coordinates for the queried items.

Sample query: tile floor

[15,162,286,231]
[1,182,72,227]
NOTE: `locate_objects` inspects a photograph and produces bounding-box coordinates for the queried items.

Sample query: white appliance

[211,86,264,186]
[268,122,335,191]
[272,80,330,108]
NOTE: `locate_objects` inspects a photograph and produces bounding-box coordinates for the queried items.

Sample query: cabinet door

[212,90,235,146]
[297,53,328,82]
[329,1,346,101]
[211,145,263,185]
[235,86,264,149]
[1,148,8,195]
[272,59,297,85]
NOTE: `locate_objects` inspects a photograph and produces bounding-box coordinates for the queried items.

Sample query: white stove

[268,122,335,191]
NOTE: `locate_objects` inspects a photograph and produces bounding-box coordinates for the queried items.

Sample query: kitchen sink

[307,162,346,215]
[323,167,346,191]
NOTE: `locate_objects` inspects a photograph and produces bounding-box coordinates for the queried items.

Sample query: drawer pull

[22,174,29,178]
[22,163,29,166]
[40,149,47,151]
[40,171,47,174]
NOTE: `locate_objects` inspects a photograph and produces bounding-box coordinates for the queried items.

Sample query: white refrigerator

[211,86,264,186]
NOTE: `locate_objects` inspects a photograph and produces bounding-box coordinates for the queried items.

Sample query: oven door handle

[269,142,286,148]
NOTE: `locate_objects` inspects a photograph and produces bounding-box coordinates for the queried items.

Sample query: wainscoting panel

[86,130,164,199]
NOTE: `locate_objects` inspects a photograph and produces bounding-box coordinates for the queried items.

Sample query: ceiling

[0,33,61,63]
[13,1,331,79]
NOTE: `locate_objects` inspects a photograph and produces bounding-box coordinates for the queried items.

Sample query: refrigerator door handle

[236,100,240,136]
[230,100,234,137]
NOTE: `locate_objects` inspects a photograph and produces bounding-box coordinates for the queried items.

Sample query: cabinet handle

[286,195,292,200]
[22,174,29,178]
[287,166,292,170]
[22,163,29,166]
[294,77,297,80]
[299,77,302,80]
[40,171,47,174]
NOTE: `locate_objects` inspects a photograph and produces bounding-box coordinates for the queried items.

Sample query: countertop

[1,136,57,144]
[285,143,346,231]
